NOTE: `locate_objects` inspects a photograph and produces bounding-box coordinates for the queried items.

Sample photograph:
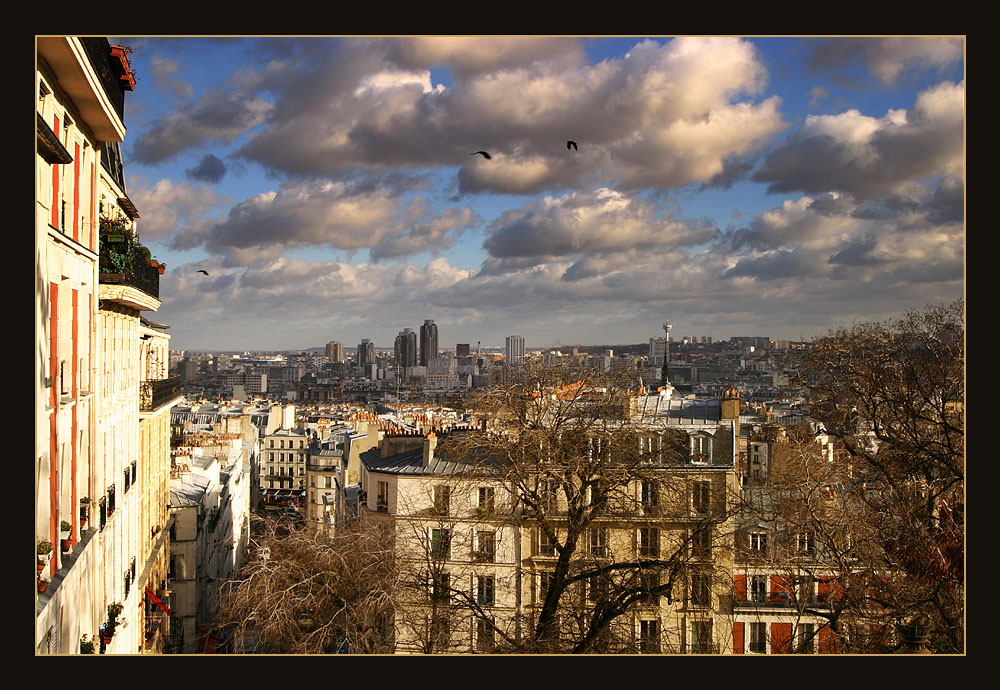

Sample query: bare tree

[432,362,740,653]
[215,514,397,653]
[792,301,964,653]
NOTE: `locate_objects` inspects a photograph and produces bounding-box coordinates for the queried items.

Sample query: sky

[109,36,965,352]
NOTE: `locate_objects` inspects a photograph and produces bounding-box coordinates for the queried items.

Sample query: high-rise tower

[419,319,438,367]
[506,335,525,363]
[358,338,374,369]
[395,328,417,370]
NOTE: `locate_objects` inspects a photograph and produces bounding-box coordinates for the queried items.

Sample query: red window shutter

[734,574,747,601]
[817,577,843,603]
[771,622,792,654]
[733,622,744,654]
[73,142,80,241]
[818,625,841,654]
[770,574,792,602]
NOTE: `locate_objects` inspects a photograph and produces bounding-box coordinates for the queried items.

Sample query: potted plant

[38,577,50,593]
[80,497,91,527]
[103,602,124,643]
[61,520,72,536]
[80,634,96,654]
[37,540,53,561]
[157,262,166,275]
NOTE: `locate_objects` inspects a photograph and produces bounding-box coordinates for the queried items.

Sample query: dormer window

[690,434,712,463]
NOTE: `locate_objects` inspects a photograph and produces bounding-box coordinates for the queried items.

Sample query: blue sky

[111,36,964,352]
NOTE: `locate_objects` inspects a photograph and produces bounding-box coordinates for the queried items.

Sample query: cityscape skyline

[114,36,964,351]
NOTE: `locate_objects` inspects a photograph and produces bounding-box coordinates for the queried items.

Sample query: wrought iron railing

[100,261,160,299]
[141,376,181,411]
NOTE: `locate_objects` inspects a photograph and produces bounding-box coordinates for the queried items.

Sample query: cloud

[148,56,192,99]
[185,154,227,183]
[231,37,786,195]
[127,177,231,242]
[131,88,272,164]
[165,176,478,266]
[807,36,964,86]
[480,188,718,275]
[370,206,481,261]
[719,176,964,286]
[753,80,964,199]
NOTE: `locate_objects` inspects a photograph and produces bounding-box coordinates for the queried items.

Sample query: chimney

[423,432,438,466]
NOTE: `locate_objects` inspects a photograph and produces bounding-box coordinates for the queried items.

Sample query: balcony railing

[141,376,181,411]
[100,262,160,299]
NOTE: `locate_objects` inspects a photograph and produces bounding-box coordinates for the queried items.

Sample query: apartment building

[169,448,252,653]
[36,37,179,654]
[731,423,843,654]
[357,388,740,654]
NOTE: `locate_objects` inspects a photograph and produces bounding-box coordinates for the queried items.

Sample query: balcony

[99,217,161,303]
[141,376,181,412]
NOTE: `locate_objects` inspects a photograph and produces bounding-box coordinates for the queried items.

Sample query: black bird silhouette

[567,140,578,151]
[197,270,209,275]
[470,150,492,159]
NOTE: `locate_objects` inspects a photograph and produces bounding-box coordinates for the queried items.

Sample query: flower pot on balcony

[61,538,72,554]
[38,578,49,593]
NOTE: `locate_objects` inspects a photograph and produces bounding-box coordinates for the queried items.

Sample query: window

[377,481,389,512]
[476,531,496,563]
[476,617,496,651]
[432,573,451,602]
[640,619,660,653]
[640,570,660,605]
[692,481,711,515]
[748,532,768,557]
[796,623,816,653]
[690,620,714,653]
[641,479,659,513]
[539,529,557,557]
[587,573,609,603]
[690,571,712,608]
[691,435,711,463]
[796,531,815,556]
[429,615,450,647]
[539,571,555,601]
[478,486,495,515]
[692,527,711,558]
[430,529,451,560]
[433,485,451,516]
[639,527,659,558]
[794,575,815,606]
[589,527,608,557]
[477,575,495,606]
[749,575,767,603]
[540,479,559,511]
[749,622,767,653]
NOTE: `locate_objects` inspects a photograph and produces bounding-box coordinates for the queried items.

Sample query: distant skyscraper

[395,328,417,369]
[326,340,345,363]
[456,343,471,358]
[506,335,525,363]
[649,337,668,366]
[420,319,439,367]
[358,339,375,369]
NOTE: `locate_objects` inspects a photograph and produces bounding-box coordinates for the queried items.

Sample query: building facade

[36,37,179,654]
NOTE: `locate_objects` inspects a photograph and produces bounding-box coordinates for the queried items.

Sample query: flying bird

[567,140,578,151]
[470,150,492,159]
[197,270,209,275]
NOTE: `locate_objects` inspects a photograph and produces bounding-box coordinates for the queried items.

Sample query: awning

[36,113,72,165]
[145,586,172,615]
